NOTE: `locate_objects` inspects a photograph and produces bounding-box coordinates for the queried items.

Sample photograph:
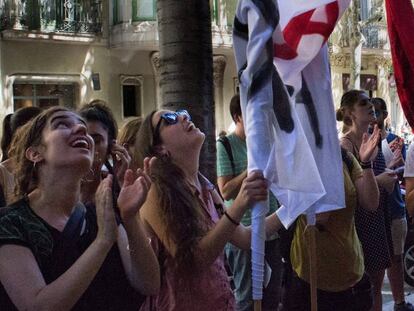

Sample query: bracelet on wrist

[360,160,373,170]
[224,211,240,226]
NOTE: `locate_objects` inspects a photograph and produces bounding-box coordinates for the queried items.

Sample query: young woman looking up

[338,90,397,311]
[0,107,159,311]
[136,109,282,311]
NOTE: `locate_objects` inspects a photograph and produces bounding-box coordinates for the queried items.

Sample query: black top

[0,198,144,310]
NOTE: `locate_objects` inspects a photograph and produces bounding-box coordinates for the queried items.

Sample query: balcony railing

[0,0,102,34]
[361,23,388,49]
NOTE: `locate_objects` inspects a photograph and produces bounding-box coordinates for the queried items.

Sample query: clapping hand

[111,141,131,187]
[376,169,398,193]
[95,175,118,245]
[388,148,404,169]
[359,124,380,162]
[117,157,155,221]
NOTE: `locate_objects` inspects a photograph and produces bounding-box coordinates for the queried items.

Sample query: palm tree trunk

[157,0,216,182]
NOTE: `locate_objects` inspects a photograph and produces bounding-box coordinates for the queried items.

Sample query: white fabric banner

[233,0,349,300]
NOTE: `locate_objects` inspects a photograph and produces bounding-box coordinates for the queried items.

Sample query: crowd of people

[0,90,412,311]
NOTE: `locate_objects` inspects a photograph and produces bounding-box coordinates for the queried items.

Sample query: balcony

[361,23,389,50]
[0,0,102,34]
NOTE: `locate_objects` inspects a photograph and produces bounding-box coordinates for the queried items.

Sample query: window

[0,0,102,33]
[211,0,218,24]
[342,73,377,93]
[132,0,156,22]
[112,0,123,25]
[13,82,76,110]
[224,0,238,26]
[360,0,372,20]
[121,75,143,118]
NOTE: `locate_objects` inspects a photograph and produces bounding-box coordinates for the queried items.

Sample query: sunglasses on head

[152,109,192,145]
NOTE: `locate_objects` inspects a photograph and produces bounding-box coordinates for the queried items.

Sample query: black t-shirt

[0,198,144,310]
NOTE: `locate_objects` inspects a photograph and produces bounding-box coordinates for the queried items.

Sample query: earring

[33,161,37,170]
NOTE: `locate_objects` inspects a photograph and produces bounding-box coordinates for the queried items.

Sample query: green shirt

[216,133,278,226]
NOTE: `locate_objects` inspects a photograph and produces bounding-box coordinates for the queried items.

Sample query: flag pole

[305,213,318,311]
[254,300,262,311]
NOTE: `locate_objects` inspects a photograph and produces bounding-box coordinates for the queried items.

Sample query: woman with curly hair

[0,106,159,310]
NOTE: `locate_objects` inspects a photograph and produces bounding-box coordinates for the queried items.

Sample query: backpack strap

[341,147,354,174]
[218,136,236,176]
[48,203,87,279]
[0,185,6,208]
[62,203,86,241]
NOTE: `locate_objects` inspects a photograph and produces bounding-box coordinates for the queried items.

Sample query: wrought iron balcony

[0,0,102,34]
[361,23,388,49]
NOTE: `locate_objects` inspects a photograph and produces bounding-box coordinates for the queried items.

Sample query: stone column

[374,56,391,100]
[374,55,396,127]
[213,55,226,134]
[150,51,161,108]
[329,52,348,108]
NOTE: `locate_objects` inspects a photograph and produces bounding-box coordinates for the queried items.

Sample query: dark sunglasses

[152,109,192,145]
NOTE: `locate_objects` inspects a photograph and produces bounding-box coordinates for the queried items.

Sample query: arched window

[121,75,144,118]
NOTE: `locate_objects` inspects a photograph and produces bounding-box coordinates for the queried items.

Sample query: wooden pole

[305,225,318,311]
[254,300,262,311]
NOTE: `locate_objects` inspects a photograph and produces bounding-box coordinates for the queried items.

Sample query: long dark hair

[1,114,12,161]
[136,111,211,272]
[1,107,42,162]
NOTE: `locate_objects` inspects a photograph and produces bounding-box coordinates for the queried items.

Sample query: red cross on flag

[274,0,350,91]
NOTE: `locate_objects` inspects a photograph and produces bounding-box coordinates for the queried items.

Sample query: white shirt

[404,143,414,177]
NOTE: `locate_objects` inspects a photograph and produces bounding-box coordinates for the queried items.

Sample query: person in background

[78,100,131,205]
[0,107,159,310]
[78,102,157,309]
[118,117,143,173]
[0,107,41,205]
[372,97,414,311]
[338,90,397,311]
[284,124,380,310]
[1,114,13,162]
[217,94,283,310]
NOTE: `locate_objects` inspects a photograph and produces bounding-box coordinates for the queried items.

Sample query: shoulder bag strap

[218,136,236,176]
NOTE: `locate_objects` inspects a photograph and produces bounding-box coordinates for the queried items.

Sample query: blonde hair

[118,117,143,169]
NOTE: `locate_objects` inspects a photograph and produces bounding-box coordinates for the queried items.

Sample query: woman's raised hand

[236,170,268,210]
[359,124,380,162]
[117,157,155,221]
[376,170,398,193]
[95,174,118,245]
[111,141,131,187]
[388,148,404,169]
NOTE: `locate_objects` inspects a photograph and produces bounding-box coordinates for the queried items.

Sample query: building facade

[0,0,405,134]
